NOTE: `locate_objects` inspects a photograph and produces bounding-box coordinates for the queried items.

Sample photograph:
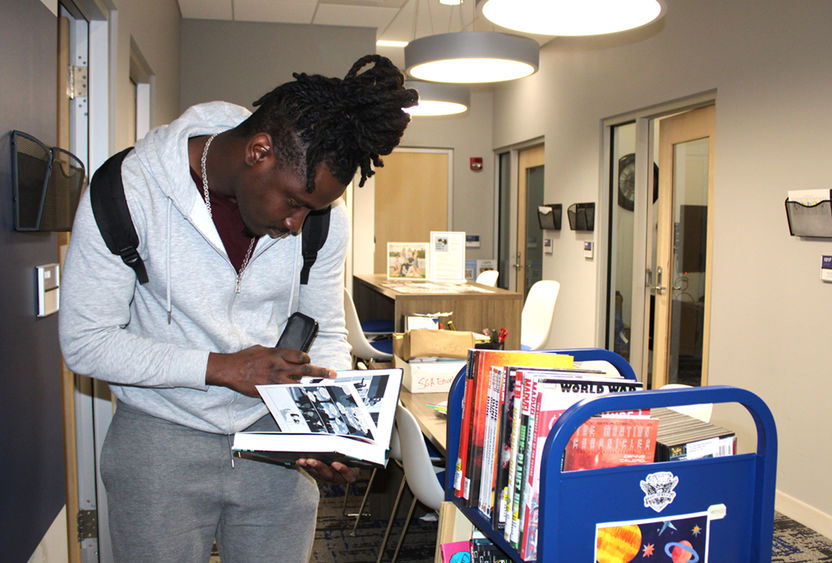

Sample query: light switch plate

[36,263,60,317]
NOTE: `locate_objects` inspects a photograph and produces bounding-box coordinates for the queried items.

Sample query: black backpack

[89,147,330,285]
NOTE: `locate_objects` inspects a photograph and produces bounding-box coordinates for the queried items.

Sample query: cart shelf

[444,348,777,562]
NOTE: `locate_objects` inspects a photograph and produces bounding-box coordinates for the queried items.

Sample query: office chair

[476,269,499,287]
[344,288,393,368]
[520,280,561,350]
[377,405,445,563]
[660,383,713,422]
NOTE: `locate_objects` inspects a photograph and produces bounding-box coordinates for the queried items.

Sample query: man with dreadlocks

[59,55,418,561]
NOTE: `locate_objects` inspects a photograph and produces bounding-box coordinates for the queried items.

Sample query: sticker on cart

[640,470,679,513]
[595,511,710,563]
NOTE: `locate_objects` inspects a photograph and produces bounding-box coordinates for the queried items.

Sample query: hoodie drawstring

[166,199,172,324]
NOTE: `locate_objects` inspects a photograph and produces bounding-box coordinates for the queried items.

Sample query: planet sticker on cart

[595,512,709,563]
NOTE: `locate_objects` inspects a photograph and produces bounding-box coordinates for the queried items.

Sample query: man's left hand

[295,458,360,484]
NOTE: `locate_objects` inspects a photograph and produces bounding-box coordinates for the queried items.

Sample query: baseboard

[776,490,832,540]
[26,505,68,563]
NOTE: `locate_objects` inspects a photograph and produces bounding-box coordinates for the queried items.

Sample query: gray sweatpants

[100,402,319,562]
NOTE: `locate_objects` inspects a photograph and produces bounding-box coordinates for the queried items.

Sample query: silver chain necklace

[200,133,256,293]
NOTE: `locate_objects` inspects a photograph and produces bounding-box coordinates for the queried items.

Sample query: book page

[236,368,402,467]
[258,382,376,442]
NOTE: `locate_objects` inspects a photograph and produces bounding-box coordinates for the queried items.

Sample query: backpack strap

[89,147,149,285]
[300,206,331,285]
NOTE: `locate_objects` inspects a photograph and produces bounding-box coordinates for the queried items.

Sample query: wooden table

[352,274,522,349]
[399,389,448,455]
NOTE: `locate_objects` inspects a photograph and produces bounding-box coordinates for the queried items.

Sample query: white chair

[660,383,713,422]
[520,280,560,350]
[476,269,499,287]
[344,288,393,367]
[377,405,445,563]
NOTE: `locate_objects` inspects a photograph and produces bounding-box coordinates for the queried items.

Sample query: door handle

[646,266,666,295]
[513,251,522,271]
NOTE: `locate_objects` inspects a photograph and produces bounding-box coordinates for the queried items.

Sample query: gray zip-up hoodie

[59,102,351,434]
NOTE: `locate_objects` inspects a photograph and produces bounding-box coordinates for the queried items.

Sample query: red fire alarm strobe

[470,157,483,171]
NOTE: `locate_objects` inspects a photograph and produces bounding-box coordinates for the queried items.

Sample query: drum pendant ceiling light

[405,81,470,116]
[405,31,539,84]
[479,0,665,37]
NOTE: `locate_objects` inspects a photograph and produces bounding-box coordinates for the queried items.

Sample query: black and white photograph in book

[232,368,403,467]
[266,384,375,440]
[333,372,390,427]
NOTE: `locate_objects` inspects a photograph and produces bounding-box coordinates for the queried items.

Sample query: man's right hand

[205,345,336,396]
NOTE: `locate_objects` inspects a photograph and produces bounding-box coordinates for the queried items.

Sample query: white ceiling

[176,0,549,51]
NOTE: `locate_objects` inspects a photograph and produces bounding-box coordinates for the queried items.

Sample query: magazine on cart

[232,368,403,467]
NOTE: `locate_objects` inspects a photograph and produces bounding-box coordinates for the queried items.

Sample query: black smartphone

[275,312,319,352]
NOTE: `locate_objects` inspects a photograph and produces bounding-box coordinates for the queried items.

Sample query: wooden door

[373,150,449,273]
[58,15,82,563]
[651,105,715,388]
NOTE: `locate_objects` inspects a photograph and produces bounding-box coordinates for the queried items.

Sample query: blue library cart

[445,348,777,562]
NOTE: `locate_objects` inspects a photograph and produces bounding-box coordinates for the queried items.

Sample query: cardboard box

[393,329,475,361]
[395,355,466,393]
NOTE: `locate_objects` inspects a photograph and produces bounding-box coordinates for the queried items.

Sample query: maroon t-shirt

[190,168,258,273]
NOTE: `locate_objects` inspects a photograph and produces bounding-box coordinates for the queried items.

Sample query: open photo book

[232,368,403,467]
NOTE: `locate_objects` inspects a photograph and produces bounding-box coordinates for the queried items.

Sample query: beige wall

[493,0,832,534]
[110,0,181,150]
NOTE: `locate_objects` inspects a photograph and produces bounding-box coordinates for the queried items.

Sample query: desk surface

[355,273,517,298]
[399,389,448,455]
[353,274,523,349]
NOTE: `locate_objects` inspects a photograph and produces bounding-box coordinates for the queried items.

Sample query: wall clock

[617,153,635,211]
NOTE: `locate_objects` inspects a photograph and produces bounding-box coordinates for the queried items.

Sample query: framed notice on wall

[428,231,466,282]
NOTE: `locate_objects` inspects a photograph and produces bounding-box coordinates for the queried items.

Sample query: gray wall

[0,0,65,560]
[180,20,376,112]
[179,20,497,265]
[400,88,496,263]
[493,0,832,532]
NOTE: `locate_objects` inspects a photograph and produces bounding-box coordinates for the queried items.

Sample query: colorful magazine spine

[509,372,538,549]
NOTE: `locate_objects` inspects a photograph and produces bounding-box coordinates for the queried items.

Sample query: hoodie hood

[134,102,251,218]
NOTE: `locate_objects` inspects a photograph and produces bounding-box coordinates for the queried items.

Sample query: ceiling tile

[313,4,399,30]
[178,0,233,20]
[323,0,408,7]
[234,0,318,24]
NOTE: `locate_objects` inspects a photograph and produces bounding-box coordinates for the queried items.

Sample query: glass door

[606,122,637,362]
[651,105,715,387]
[604,98,715,388]
[515,144,544,298]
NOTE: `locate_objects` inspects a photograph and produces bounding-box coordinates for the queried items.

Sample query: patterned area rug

[772,512,832,562]
[312,470,437,563]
